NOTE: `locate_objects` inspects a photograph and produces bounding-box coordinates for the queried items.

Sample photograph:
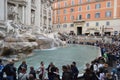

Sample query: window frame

[78,6,82,12]
[86,14,90,19]
[86,5,90,10]
[106,1,111,8]
[86,23,89,27]
[105,11,112,17]
[64,16,67,21]
[95,12,100,18]
[96,22,99,26]
[95,3,101,9]
[106,21,110,26]
[63,24,67,28]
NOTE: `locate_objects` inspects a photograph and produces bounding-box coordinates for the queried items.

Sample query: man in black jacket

[3,60,16,80]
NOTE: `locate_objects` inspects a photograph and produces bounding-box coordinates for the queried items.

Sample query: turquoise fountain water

[15,44,100,75]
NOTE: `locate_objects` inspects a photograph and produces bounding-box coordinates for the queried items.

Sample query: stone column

[14,4,18,22]
[35,0,41,33]
[42,4,44,31]
[0,0,7,21]
[51,7,53,32]
[46,6,49,33]
[22,6,25,24]
[25,0,31,25]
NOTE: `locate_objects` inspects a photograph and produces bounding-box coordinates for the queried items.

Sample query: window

[86,5,90,10]
[58,17,60,23]
[64,2,67,7]
[78,15,82,20]
[86,14,90,19]
[58,2,60,8]
[70,8,74,12]
[71,0,74,6]
[57,10,60,14]
[70,24,74,27]
[106,21,110,26]
[64,16,67,21]
[96,22,99,26]
[95,12,100,18]
[71,15,74,20]
[87,0,90,2]
[57,25,60,28]
[86,23,89,27]
[63,24,67,28]
[78,6,82,11]
[106,2,111,8]
[106,11,111,17]
[79,0,82,4]
[64,9,67,14]
[95,4,101,9]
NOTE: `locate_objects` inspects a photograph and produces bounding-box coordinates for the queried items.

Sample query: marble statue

[31,12,35,24]
[12,6,18,22]
[5,20,15,34]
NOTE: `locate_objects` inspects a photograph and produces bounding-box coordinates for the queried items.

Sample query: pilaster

[35,0,40,27]
[25,0,31,25]
[42,4,44,29]
[46,7,49,31]
[0,0,7,21]
[22,6,25,23]
[114,0,117,19]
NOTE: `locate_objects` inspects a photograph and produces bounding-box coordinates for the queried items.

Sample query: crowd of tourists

[0,60,79,80]
[81,36,120,80]
[0,36,120,80]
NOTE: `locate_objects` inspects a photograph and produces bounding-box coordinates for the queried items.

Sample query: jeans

[7,76,14,80]
[0,72,3,80]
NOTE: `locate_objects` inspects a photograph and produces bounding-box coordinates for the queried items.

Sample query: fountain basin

[15,44,100,76]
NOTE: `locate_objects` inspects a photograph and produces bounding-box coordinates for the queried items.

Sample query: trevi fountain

[0,0,109,76]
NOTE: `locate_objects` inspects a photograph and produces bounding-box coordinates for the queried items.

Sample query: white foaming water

[40,47,58,51]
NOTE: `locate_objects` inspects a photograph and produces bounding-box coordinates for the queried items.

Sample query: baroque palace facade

[52,0,120,36]
[0,0,53,34]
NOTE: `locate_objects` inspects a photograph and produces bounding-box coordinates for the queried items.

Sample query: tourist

[52,67,60,80]
[98,68,106,80]
[18,61,27,74]
[107,52,114,67]
[116,61,120,71]
[29,66,36,79]
[3,60,16,80]
[62,65,72,80]
[13,62,17,80]
[85,63,90,69]
[71,61,79,80]
[83,68,98,80]
[28,74,35,80]
[37,61,46,80]
[67,64,73,79]
[111,68,118,80]
[46,62,56,80]
[0,59,4,80]
[105,73,113,80]
[90,61,94,71]
[18,68,29,80]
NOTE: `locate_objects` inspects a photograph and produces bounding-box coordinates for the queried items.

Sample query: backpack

[0,64,4,72]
